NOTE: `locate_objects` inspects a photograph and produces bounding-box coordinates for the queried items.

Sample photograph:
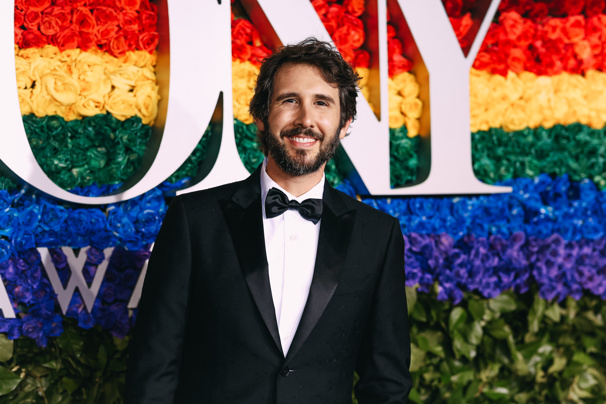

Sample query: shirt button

[289,234,297,241]
[280,367,291,377]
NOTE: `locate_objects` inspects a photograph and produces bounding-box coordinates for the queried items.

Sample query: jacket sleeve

[354,217,412,403]
[124,196,192,404]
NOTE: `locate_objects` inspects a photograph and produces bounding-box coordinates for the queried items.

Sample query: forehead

[271,63,339,98]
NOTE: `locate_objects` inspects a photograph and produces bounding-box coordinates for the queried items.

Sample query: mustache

[280,127,324,140]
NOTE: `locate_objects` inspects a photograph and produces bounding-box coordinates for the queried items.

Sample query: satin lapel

[285,186,356,363]
[222,168,283,356]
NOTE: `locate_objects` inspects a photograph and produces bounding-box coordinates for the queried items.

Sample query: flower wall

[0,0,605,402]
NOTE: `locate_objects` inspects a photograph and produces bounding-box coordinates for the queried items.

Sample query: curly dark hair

[249,37,360,145]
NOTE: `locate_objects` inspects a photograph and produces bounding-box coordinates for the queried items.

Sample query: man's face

[255,63,350,177]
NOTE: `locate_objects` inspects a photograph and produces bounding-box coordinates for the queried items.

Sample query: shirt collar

[260,159,325,208]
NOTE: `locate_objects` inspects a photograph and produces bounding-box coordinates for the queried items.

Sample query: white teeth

[291,137,315,143]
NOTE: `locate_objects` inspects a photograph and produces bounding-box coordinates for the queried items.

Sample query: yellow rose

[62,104,80,121]
[134,83,160,125]
[391,72,416,93]
[106,89,137,121]
[31,86,61,117]
[502,100,528,132]
[405,117,420,138]
[121,50,153,68]
[15,56,33,90]
[136,66,157,86]
[39,45,60,59]
[43,72,79,106]
[399,78,419,99]
[18,88,33,116]
[74,52,111,97]
[110,66,140,91]
[76,93,106,117]
[57,49,81,65]
[400,97,423,119]
[524,99,545,129]
[389,111,405,129]
[388,93,403,114]
[18,47,40,62]
[503,71,524,103]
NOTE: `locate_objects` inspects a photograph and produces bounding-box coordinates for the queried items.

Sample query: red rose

[333,17,365,51]
[109,30,128,56]
[472,51,494,71]
[56,26,80,51]
[24,10,42,30]
[44,7,72,30]
[251,28,263,47]
[389,53,412,76]
[232,40,252,61]
[516,20,536,47]
[326,4,345,24]
[388,38,403,57]
[499,11,524,41]
[139,0,152,11]
[120,10,140,30]
[339,47,355,65]
[93,7,119,27]
[22,0,51,12]
[22,30,47,48]
[79,31,95,50]
[15,0,25,11]
[95,23,118,44]
[15,27,24,47]
[387,24,396,38]
[311,0,329,17]
[444,0,463,18]
[250,45,272,67]
[15,10,25,28]
[138,31,159,53]
[450,13,473,48]
[541,18,565,42]
[139,10,157,32]
[353,49,370,68]
[320,16,337,35]
[560,0,585,16]
[506,48,526,73]
[87,0,117,6]
[489,48,508,76]
[56,0,86,6]
[561,46,581,74]
[586,0,606,17]
[527,3,549,22]
[343,0,365,17]
[586,15,606,54]
[73,8,96,32]
[40,14,62,36]
[482,23,501,47]
[232,19,254,43]
[574,40,596,71]
[117,0,141,11]
[562,16,585,44]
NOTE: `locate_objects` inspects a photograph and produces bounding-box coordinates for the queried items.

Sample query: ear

[254,117,265,132]
[339,118,352,139]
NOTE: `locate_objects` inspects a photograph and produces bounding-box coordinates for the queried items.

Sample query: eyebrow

[274,92,337,105]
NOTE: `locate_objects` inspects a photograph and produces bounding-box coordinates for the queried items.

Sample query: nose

[294,102,314,128]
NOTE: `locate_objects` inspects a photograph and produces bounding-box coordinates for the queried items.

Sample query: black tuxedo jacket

[125,167,411,403]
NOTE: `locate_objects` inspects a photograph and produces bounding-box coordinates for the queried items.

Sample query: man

[125,37,411,403]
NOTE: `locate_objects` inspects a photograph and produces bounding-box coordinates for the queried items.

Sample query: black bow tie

[265,187,323,224]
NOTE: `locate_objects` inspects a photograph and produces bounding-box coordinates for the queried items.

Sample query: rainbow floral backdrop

[0,0,605,402]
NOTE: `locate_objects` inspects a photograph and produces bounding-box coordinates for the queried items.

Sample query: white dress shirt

[260,160,324,355]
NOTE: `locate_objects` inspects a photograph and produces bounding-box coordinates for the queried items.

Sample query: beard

[261,126,342,176]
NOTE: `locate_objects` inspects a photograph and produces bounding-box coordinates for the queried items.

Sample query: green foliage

[1,290,605,403]
[407,286,606,403]
[0,319,129,404]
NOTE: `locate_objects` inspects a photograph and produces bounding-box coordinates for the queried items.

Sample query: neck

[266,158,325,197]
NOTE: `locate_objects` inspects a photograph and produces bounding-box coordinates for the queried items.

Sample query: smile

[288,136,317,143]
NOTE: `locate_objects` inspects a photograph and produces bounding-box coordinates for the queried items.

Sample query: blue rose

[0,239,12,262]
[0,319,21,339]
[19,204,41,231]
[88,209,108,232]
[0,190,12,211]
[91,230,118,250]
[135,209,162,238]
[409,197,439,218]
[86,247,106,265]
[0,208,19,237]
[108,207,135,239]
[12,229,36,252]
[39,202,68,232]
[67,209,91,236]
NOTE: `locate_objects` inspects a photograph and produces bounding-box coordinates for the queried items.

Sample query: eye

[283,98,296,104]
[316,100,328,106]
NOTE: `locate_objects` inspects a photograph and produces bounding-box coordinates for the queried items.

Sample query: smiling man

[126,38,412,404]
